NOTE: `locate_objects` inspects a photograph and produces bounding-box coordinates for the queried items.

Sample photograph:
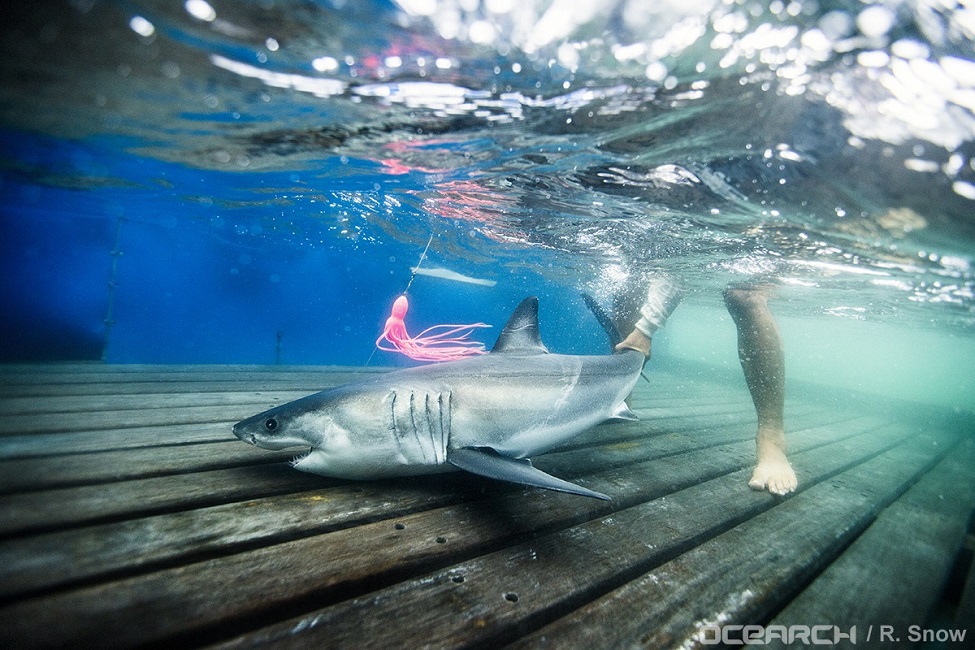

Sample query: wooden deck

[0,363,972,649]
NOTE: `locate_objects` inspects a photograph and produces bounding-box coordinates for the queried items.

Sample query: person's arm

[633,275,683,338]
[616,275,684,356]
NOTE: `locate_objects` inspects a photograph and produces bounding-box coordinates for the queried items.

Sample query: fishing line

[403,233,434,295]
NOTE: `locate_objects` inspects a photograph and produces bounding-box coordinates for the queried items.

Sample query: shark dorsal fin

[491,297,549,355]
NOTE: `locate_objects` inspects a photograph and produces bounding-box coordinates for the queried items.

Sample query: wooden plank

[0,362,870,432]
[0,422,922,648]
[210,430,953,650]
[0,413,872,600]
[0,363,383,381]
[0,402,749,463]
[0,463,330,538]
[0,474,482,602]
[764,437,975,647]
[510,436,971,650]
[0,411,725,536]
[0,368,375,397]
[0,404,276,436]
[0,441,299,494]
[0,399,863,537]
[0,372,715,399]
[0,388,783,460]
[0,364,729,400]
[0,422,237,459]
[0,384,830,501]
[957,546,975,633]
[0,391,317,415]
[0,412,706,492]
[0,402,744,462]
[0,361,940,650]
[0,373,386,397]
[0,396,748,438]
[552,406,856,459]
[0,365,387,401]
[0,366,743,412]
[0,381,751,438]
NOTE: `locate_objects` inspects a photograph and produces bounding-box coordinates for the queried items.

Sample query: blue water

[2,0,975,409]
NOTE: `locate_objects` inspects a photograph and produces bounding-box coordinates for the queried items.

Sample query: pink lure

[376,295,490,362]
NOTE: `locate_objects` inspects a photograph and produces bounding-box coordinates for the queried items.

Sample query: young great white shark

[233,297,645,499]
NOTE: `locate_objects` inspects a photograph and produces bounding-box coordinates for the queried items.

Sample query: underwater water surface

[2,0,975,411]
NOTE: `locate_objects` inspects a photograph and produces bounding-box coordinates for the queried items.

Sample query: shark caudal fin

[448,447,610,500]
[582,292,651,385]
[491,297,550,355]
[580,293,624,348]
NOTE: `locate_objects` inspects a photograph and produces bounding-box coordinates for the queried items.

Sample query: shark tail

[581,292,651,385]
[580,293,624,349]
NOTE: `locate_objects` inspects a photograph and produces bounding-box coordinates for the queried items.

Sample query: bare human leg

[723,285,797,495]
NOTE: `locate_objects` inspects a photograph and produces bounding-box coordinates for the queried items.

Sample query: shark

[233,296,645,499]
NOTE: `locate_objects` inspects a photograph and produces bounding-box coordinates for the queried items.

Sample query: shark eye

[264,417,278,431]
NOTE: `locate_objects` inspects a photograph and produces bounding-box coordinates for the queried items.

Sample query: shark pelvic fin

[448,447,610,500]
[606,401,639,422]
[490,297,549,355]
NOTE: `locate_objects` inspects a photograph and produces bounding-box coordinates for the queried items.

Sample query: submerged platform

[0,363,972,648]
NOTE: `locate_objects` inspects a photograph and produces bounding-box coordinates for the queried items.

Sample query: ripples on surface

[1,0,975,330]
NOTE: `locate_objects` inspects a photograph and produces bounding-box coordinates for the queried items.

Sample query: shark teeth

[290,448,313,467]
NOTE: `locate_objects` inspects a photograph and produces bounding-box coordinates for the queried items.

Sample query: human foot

[749,442,797,495]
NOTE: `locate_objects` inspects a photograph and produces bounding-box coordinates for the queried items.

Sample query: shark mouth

[290,448,314,468]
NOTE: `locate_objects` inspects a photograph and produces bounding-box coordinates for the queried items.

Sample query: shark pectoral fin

[605,402,639,423]
[447,447,610,500]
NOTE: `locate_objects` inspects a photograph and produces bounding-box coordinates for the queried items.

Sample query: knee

[723,286,764,316]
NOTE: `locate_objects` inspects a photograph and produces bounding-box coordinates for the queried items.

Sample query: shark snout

[233,415,314,450]
[232,422,257,446]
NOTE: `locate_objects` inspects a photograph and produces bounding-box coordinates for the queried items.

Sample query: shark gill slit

[421,392,434,465]
[424,392,441,465]
[438,391,450,464]
[408,391,432,464]
[386,390,398,437]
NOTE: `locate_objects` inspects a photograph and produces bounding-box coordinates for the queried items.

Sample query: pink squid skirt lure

[376,295,490,362]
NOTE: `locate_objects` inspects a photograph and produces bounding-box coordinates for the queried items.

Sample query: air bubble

[129,16,155,37]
